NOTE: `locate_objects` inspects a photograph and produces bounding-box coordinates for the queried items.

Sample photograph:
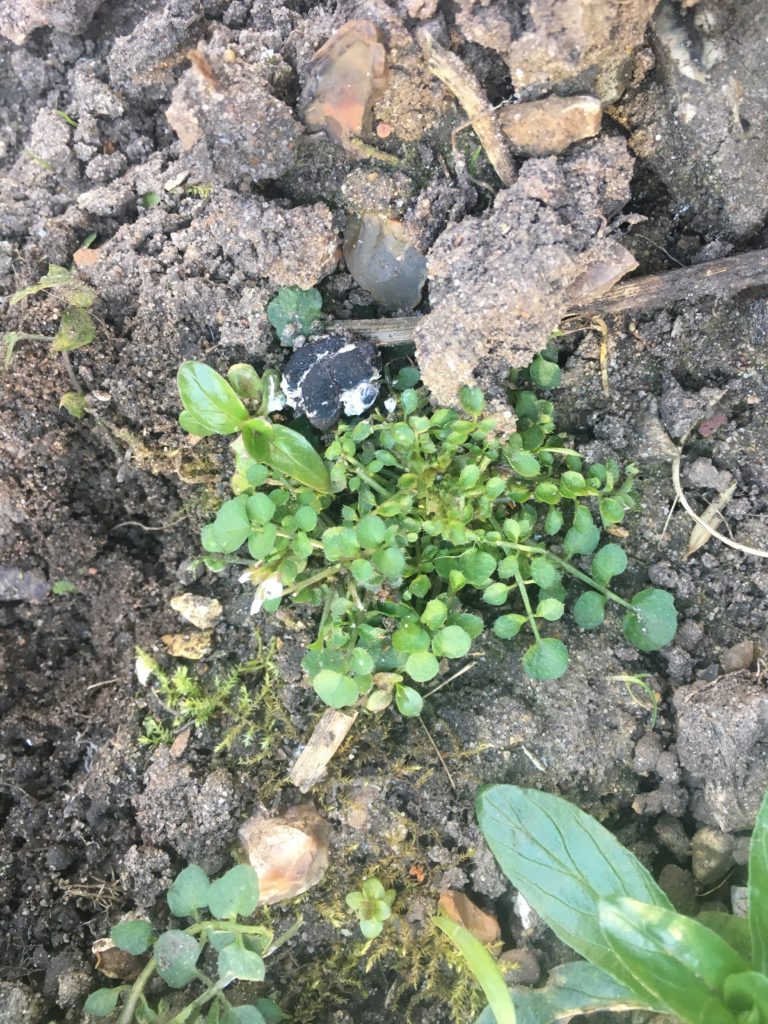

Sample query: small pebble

[160,631,213,660]
[170,593,223,630]
[438,890,500,943]
[691,827,734,886]
[498,948,540,986]
[719,640,754,674]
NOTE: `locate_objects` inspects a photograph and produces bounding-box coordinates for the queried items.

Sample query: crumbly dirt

[1,1,767,1023]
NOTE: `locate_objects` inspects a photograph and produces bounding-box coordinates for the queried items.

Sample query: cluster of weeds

[85,864,291,1024]
[137,637,296,763]
[3,263,98,385]
[176,356,677,719]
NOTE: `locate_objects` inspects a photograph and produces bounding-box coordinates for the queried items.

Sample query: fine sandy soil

[1,1,767,1022]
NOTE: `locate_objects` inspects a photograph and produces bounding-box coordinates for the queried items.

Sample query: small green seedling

[177,359,677,719]
[345,878,396,939]
[266,286,323,346]
[84,863,289,1024]
[475,784,768,1024]
[3,263,97,372]
[435,916,516,1024]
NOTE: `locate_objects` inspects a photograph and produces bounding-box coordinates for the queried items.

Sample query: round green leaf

[313,670,358,708]
[493,613,526,639]
[509,451,542,478]
[167,865,210,917]
[564,522,600,556]
[208,865,260,920]
[431,625,472,659]
[247,522,277,560]
[530,355,561,390]
[622,589,677,652]
[459,550,497,586]
[534,481,560,504]
[591,544,628,585]
[482,582,509,606]
[409,575,430,598]
[530,557,558,589]
[536,598,564,621]
[218,944,266,984]
[599,497,626,526]
[522,638,569,680]
[404,651,440,683]
[247,493,276,525]
[349,647,374,676]
[294,506,317,531]
[360,917,384,938]
[154,930,201,988]
[84,987,126,1016]
[351,558,374,583]
[573,591,606,629]
[395,684,424,717]
[111,919,153,955]
[373,546,406,580]
[459,385,485,414]
[209,497,251,554]
[356,515,387,548]
[227,364,263,401]
[322,527,359,561]
[366,689,394,712]
[448,612,484,638]
[421,599,448,630]
[178,362,248,435]
[393,620,431,654]
[458,464,481,488]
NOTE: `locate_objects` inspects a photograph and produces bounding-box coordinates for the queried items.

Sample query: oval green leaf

[83,987,127,1016]
[208,865,260,920]
[167,865,210,917]
[573,591,606,630]
[218,944,266,985]
[111,919,153,955]
[622,588,677,652]
[313,670,358,709]
[154,930,201,988]
[244,423,331,494]
[178,362,248,435]
[522,638,569,680]
[404,651,439,683]
[395,684,424,717]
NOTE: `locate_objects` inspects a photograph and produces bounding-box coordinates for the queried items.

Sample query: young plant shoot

[176,357,676,717]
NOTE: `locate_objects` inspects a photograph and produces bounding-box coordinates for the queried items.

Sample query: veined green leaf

[243,422,331,493]
[435,916,516,1024]
[51,306,96,351]
[178,361,248,435]
[598,897,746,1023]
[749,788,768,973]
[476,786,671,1007]
[474,961,648,1024]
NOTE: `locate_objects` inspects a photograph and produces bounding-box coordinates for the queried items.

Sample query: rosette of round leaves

[84,864,286,1024]
[346,877,396,939]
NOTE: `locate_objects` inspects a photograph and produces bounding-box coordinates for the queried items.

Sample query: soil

[1,1,767,1022]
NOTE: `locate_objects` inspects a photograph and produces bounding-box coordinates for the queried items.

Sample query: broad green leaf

[509,451,541,479]
[493,614,526,639]
[244,422,331,494]
[267,286,323,343]
[83,987,126,1016]
[154,930,201,988]
[529,355,561,391]
[599,497,626,527]
[563,522,600,557]
[356,514,387,547]
[254,999,288,1022]
[459,385,485,414]
[475,785,672,1005]
[59,391,87,418]
[393,621,430,654]
[313,670,358,708]
[52,306,96,351]
[474,961,648,1024]
[536,598,564,621]
[483,582,510,606]
[459,551,497,586]
[749,788,768,973]
[395,684,424,717]
[530,558,558,589]
[405,651,439,683]
[373,546,406,580]
[247,493,276,525]
[590,544,627,585]
[218,944,266,984]
[111,919,153,954]
[421,599,448,630]
[227,364,263,401]
[696,912,752,962]
[573,592,606,630]
[431,625,472,659]
[247,523,277,560]
[208,865,260,919]
[221,1007,267,1024]
[622,589,677,652]
[207,496,251,553]
[435,916,516,1024]
[179,410,216,436]
[167,865,210,917]
[599,897,747,1022]
[522,638,568,680]
[178,362,248,435]
[544,508,563,535]
[723,972,768,1017]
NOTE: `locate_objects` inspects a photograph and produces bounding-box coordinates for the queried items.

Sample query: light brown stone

[239,804,331,905]
[161,631,213,660]
[170,593,223,630]
[498,95,602,156]
[498,948,541,986]
[438,890,501,943]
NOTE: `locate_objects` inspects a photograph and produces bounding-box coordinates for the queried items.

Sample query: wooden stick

[289,708,358,793]
[337,248,768,347]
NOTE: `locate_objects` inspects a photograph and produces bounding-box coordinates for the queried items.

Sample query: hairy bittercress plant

[84,864,288,1024]
[177,359,677,716]
[346,878,396,939]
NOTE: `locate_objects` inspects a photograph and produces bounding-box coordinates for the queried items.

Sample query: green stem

[513,569,540,641]
[350,464,390,497]
[167,974,224,1023]
[281,564,341,598]
[511,543,634,610]
[116,958,156,1024]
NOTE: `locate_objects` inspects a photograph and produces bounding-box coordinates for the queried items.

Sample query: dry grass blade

[684,480,737,558]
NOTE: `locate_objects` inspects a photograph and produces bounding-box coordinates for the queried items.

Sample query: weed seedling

[84,864,290,1024]
[345,878,396,939]
[176,359,677,717]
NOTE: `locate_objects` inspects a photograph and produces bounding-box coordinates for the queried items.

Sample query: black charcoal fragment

[281,335,381,430]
